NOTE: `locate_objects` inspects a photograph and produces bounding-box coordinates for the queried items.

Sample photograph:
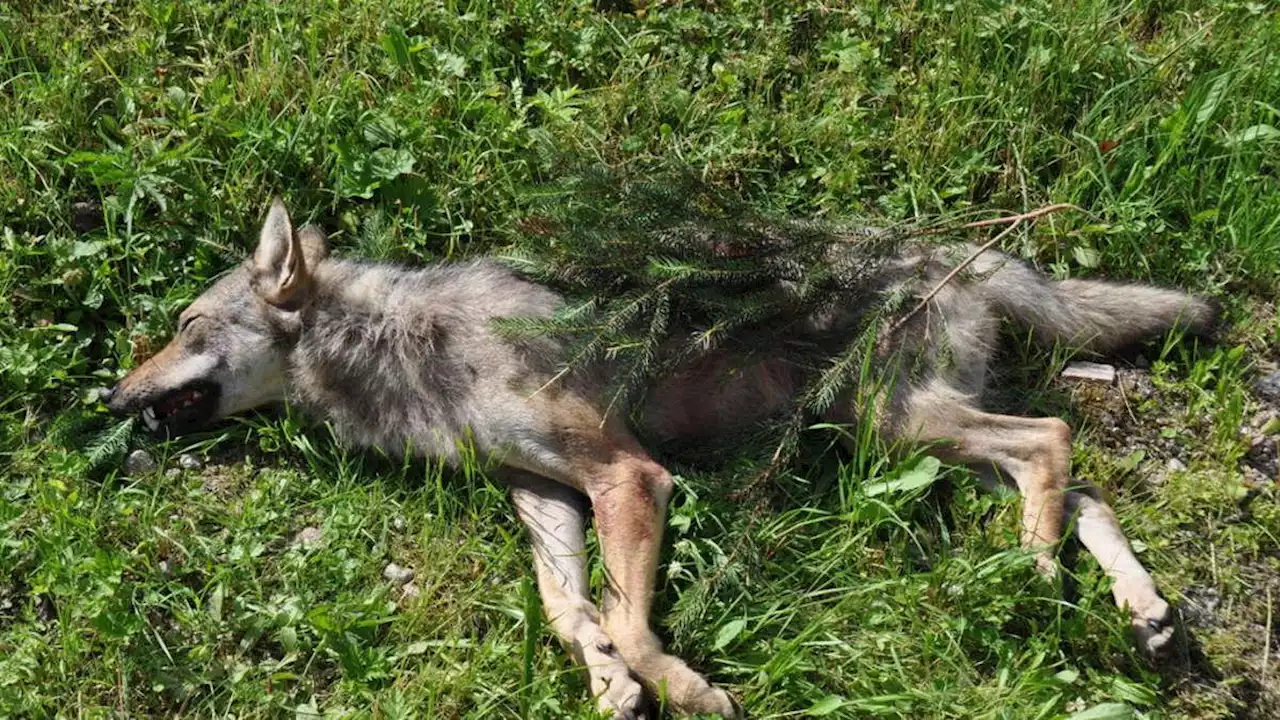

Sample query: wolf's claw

[1132,597,1175,658]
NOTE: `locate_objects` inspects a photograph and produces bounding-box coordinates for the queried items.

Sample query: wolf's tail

[972,251,1219,354]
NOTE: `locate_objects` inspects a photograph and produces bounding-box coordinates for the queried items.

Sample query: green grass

[2,0,1279,717]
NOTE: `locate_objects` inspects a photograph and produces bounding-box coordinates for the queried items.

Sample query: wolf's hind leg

[970,467,1175,656]
[576,452,740,719]
[1065,482,1173,656]
[893,382,1070,576]
[506,471,646,719]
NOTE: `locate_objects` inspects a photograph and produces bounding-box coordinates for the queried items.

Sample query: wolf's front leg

[584,454,741,719]
[506,472,646,719]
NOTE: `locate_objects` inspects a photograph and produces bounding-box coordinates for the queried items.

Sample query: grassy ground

[2,1,1279,718]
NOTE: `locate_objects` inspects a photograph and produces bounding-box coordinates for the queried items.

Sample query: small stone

[1118,368,1156,400]
[1253,411,1280,437]
[124,449,157,475]
[294,527,323,547]
[165,468,181,478]
[1242,464,1268,488]
[399,582,421,602]
[1254,371,1280,406]
[383,562,415,586]
[177,453,203,470]
[1145,458,1183,486]
[1243,436,1279,480]
[202,471,233,495]
[392,515,407,532]
[159,560,170,576]
[1061,361,1117,384]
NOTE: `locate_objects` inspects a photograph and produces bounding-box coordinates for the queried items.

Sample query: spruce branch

[48,408,137,474]
[501,164,1077,494]
[85,417,136,472]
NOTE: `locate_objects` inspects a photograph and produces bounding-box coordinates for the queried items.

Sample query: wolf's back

[970,251,1218,354]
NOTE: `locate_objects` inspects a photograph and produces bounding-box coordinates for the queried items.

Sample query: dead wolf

[104,199,1217,718]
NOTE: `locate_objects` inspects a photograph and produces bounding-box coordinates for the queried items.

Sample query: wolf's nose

[98,385,117,404]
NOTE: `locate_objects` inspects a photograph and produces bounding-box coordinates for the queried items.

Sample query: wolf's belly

[640,352,800,444]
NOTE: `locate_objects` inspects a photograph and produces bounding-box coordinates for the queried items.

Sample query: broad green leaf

[71,240,106,258]
[807,695,846,716]
[1197,74,1230,126]
[1225,124,1279,145]
[1068,703,1133,720]
[381,25,412,68]
[865,456,941,497]
[368,147,416,182]
[1054,668,1080,684]
[1073,245,1101,269]
[712,618,747,650]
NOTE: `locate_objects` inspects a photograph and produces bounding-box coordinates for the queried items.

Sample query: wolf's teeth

[142,407,160,431]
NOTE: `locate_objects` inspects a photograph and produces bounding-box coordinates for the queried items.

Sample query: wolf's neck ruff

[284,258,565,464]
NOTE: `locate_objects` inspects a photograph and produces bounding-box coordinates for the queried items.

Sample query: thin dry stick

[907,202,1081,237]
[1264,583,1273,689]
[1118,372,1139,424]
[883,220,1025,337]
[883,203,1078,338]
[953,202,1080,231]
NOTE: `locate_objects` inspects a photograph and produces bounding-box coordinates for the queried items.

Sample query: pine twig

[728,423,800,502]
[882,203,1078,339]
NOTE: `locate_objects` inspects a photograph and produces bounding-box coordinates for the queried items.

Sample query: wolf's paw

[676,684,741,719]
[1115,584,1174,658]
[647,657,741,719]
[1034,552,1060,581]
[595,670,646,720]
[580,632,647,718]
[1130,595,1175,658]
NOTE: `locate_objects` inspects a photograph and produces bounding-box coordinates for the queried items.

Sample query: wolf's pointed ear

[251,198,310,306]
[296,225,329,268]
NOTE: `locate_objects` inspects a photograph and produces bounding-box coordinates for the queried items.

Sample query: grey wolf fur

[105,199,1217,719]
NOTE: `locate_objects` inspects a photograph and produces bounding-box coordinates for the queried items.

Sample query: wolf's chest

[287,339,478,463]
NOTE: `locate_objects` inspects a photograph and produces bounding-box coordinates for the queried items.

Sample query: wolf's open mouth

[142,381,220,434]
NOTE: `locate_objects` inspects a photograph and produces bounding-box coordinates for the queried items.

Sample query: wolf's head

[103,199,327,435]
